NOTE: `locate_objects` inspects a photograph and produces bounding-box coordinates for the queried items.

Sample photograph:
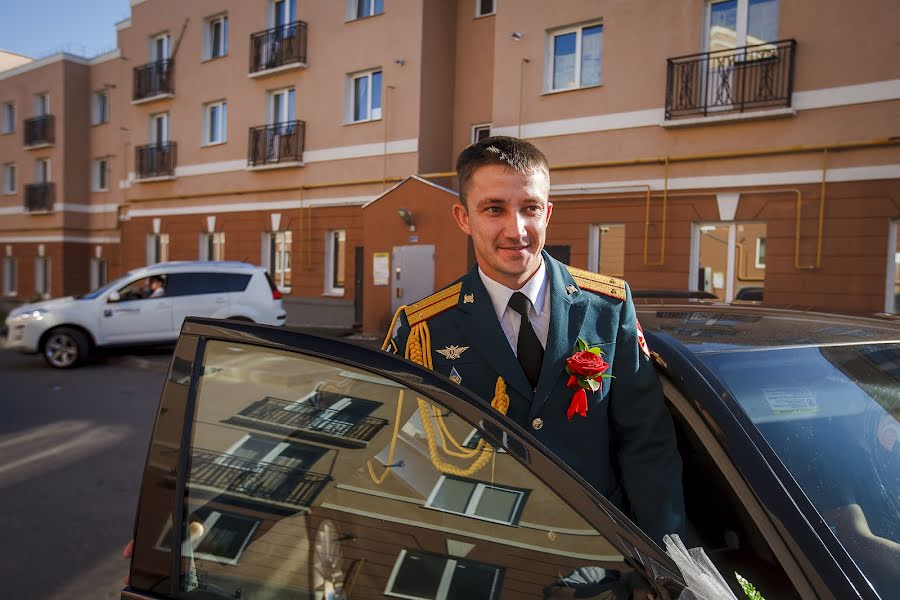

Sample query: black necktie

[508,291,544,390]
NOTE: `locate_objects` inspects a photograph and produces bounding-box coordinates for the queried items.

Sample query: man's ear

[545,201,553,223]
[452,202,471,236]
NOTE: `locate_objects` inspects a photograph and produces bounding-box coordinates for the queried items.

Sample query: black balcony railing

[249,21,308,74]
[248,121,306,166]
[24,182,54,212]
[133,59,174,101]
[239,395,387,443]
[665,39,796,120]
[135,142,176,179]
[23,115,54,146]
[189,448,330,508]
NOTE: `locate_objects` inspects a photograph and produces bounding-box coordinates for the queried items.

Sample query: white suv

[4,261,286,368]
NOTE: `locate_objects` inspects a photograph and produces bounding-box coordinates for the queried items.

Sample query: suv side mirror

[107,291,121,303]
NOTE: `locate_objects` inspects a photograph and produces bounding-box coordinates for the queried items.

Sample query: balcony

[24,182,54,212]
[23,115,54,147]
[237,394,387,446]
[135,142,176,180]
[665,39,796,122]
[249,21,308,76]
[189,448,330,508]
[133,59,174,103]
[248,121,306,168]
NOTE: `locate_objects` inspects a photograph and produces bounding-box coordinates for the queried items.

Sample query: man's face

[453,164,552,289]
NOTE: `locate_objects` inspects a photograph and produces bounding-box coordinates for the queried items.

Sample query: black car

[122,306,900,600]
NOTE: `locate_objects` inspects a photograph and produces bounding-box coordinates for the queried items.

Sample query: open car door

[122,317,686,600]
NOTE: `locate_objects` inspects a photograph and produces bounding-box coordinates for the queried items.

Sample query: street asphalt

[0,347,169,599]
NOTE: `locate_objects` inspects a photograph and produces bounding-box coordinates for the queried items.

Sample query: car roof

[129,261,262,276]
[637,303,900,353]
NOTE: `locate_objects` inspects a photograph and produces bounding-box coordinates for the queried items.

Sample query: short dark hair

[149,276,164,285]
[456,136,549,205]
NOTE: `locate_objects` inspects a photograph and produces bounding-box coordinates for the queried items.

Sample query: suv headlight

[10,308,48,321]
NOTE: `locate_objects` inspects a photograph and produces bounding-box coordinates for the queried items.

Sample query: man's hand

[123,539,134,585]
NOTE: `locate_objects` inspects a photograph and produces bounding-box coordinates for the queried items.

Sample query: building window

[150,33,170,61]
[324,229,346,295]
[546,22,602,91]
[587,224,625,276]
[90,257,108,290]
[200,232,225,261]
[204,14,228,59]
[92,90,109,125]
[92,158,109,191]
[264,230,291,289]
[706,0,779,52]
[35,256,50,297]
[203,101,227,145]
[349,0,384,20]
[149,112,170,144]
[34,93,49,116]
[2,256,16,295]
[155,507,259,566]
[475,0,495,17]
[471,124,491,143]
[755,237,767,268]
[2,163,15,195]
[147,233,170,264]
[426,475,526,524]
[347,69,382,123]
[1,102,14,134]
[385,550,501,600]
[35,158,50,183]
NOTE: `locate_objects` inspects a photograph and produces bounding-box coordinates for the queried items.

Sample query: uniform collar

[478,258,548,321]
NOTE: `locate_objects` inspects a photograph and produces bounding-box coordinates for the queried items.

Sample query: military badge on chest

[437,345,469,385]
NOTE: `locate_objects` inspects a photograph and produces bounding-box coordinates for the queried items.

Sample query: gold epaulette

[566,266,627,301]
[405,282,463,326]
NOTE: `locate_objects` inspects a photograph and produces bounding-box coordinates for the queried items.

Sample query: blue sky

[0,0,131,59]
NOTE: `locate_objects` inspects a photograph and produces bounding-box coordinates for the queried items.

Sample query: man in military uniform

[387,136,684,545]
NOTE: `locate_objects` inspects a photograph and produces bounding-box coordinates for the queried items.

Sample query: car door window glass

[165,272,251,297]
[175,339,639,599]
[116,275,167,301]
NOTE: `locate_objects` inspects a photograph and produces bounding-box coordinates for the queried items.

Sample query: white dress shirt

[478,259,551,355]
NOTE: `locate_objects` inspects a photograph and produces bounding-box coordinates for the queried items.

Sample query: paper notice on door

[762,387,818,415]
[373,252,390,286]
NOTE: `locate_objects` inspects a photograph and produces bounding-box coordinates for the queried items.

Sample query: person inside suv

[147,275,166,298]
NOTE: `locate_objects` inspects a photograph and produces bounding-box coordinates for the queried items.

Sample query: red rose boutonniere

[564,338,612,420]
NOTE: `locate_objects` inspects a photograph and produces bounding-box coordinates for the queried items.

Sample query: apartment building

[1,0,898,334]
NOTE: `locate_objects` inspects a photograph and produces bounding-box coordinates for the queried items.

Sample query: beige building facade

[1,0,899,333]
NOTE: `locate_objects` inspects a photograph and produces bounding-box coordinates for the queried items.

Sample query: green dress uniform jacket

[389,251,685,545]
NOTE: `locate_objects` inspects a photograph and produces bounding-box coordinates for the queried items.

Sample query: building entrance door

[391,245,434,313]
[692,222,766,302]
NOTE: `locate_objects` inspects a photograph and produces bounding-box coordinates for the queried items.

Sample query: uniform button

[532,418,543,430]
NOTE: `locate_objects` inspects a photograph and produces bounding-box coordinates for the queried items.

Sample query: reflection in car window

[177,340,637,599]
[702,343,900,596]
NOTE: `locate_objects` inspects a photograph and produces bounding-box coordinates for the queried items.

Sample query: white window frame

[92,158,109,192]
[2,163,15,195]
[204,14,228,60]
[886,220,900,314]
[270,0,296,28]
[35,256,50,297]
[92,90,109,125]
[384,550,501,600]
[215,433,290,471]
[471,123,491,143]
[267,87,296,125]
[475,0,496,18]
[347,0,384,21]
[587,223,625,274]
[544,21,603,92]
[90,257,107,290]
[154,511,259,566]
[149,112,170,144]
[1,102,15,134]
[2,256,17,296]
[202,100,228,146]
[424,475,524,525]
[34,93,49,116]
[199,231,225,261]
[263,230,292,291]
[146,233,170,265]
[150,33,170,61]
[754,237,766,269]
[324,229,346,295]
[704,0,779,51]
[35,158,50,184]
[346,69,382,124]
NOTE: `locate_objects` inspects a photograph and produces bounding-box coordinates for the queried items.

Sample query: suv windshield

[701,343,900,596]
[75,274,133,300]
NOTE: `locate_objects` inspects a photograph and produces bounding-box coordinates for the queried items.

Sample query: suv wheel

[43,328,90,369]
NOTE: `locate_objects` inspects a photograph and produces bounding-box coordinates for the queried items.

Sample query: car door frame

[645,329,880,600]
[124,317,687,600]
